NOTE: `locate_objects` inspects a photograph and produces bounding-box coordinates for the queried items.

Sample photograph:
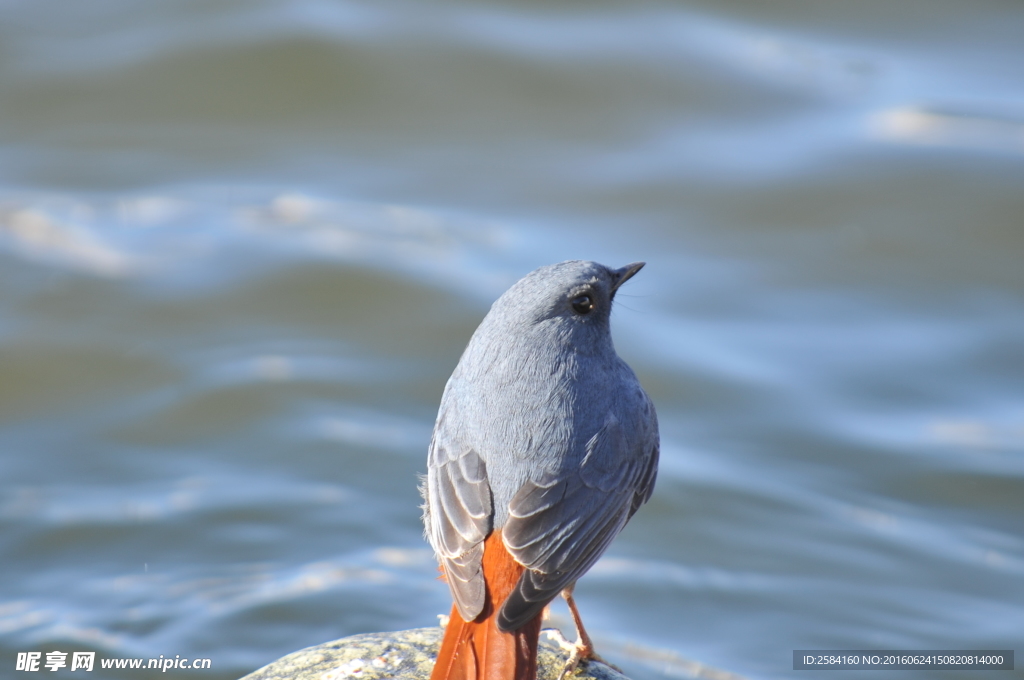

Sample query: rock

[239,626,630,680]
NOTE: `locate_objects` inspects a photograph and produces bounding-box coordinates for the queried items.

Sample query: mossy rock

[240,626,629,680]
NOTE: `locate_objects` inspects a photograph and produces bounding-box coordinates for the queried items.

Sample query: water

[1,2,1023,679]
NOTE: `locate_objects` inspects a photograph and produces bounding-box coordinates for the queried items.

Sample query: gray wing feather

[425,424,493,622]
[501,502,631,630]
[499,394,659,631]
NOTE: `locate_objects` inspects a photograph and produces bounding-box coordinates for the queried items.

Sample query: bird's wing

[499,391,659,631]
[424,414,494,622]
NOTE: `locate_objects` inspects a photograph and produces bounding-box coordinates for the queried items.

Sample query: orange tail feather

[431,532,543,680]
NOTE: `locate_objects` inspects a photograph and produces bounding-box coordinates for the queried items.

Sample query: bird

[422,260,659,680]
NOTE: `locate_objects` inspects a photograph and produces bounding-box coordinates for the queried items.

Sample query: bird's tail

[431,532,543,680]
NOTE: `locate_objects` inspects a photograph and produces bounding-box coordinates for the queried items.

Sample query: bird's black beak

[610,261,645,295]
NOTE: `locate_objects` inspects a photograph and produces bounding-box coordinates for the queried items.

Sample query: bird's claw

[544,628,574,653]
[557,643,587,680]
[545,628,603,680]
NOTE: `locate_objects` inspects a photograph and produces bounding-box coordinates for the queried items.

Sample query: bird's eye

[571,295,594,315]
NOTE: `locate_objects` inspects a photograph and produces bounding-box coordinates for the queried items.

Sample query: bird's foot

[557,639,590,680]
[545,629,612,680]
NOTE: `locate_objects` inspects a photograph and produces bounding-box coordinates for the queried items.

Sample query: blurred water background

[2,1,1023,679]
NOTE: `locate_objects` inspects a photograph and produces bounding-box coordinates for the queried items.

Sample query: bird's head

[485,260,645,355]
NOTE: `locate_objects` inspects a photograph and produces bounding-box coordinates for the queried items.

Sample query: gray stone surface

[239,626,630,680]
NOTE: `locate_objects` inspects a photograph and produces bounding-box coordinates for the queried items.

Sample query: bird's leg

[557,584,613,680]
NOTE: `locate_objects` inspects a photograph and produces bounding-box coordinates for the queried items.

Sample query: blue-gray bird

[423,260,659,680]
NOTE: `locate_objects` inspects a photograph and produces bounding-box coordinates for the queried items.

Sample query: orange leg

[557,584,613,680]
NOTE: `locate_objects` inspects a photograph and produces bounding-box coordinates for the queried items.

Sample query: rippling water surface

[2,2,1023,679]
